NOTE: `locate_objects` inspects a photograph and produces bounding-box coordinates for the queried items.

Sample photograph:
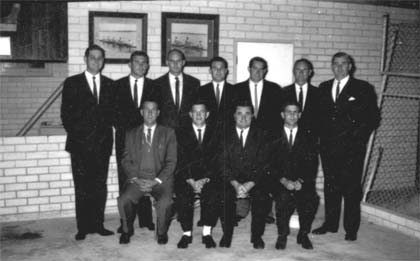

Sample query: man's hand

[137,178,157,193]
[280,177,295,191]
[294,180,302,191]
[194,178,209,194]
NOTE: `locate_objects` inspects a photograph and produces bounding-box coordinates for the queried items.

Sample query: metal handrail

[16,81,64,136]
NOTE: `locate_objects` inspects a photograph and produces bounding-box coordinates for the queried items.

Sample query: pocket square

[348,96,356,101]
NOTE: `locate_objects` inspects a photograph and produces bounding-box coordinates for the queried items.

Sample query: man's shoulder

[234,80,248,88]
[319,79,334,89]
[264,79,281,89]
[65,72,84,82]
[154,73,169,84]
[115,75,129,84]
[101,74,114,83]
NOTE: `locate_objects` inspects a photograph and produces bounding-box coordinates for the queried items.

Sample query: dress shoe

[177,235,192,248]
[119,233,131,244]
[265,216,275,224]
[75,232,86,240]
[297,234,313,250]
[345,233,357,241]
[312,225,337,235]
[117,226,123,234]
[197,220,203,227]
[96,228,114,236]
[202,235,216,248]
[219,235,232,248]
[140,223,155,231]
[253,237,265,249]
[275,236,287,250]
[158,233,168,245]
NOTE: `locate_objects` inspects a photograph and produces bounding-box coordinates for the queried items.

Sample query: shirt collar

[143,124,157,132]
[85,70,99,79]
[284,126,298,133]
[294,82,308,91]
[169,73,183,81]
[193,123,206,133]
[249,80,263,87]
[130,75,144,84]
[334,75,350,87]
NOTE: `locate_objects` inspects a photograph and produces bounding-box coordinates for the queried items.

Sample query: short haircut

[140,99,159,109]
[209,56,228,69]
[190,98,208,111]
[84,44,105,59]
[167,48,186,61]
[293,58,313,71]
[235,100,254,115]
[331,52,351,64]
[281,100,301,112]
[130,50,149,64]
[249,56,268,70]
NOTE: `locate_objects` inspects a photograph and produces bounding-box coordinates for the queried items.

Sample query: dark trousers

[70,151,110,233]
[117,178,174,236]
[116,130,153,226]
[249,186,272,240]
[273,186,319,236]
[320,146,365,235]
[175,182,219,232]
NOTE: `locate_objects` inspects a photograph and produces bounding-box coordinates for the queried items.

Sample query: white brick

[38,159,60,166]
[62,202,75,210]
[25,136,48,144]
[15,160,37,168]
[0,176,16,184]
[48,151,68,158]
[27,167,49,175]
[61,187,74,195]
[4,137,25,145]
[49,166,71,173]
[40,174,61,181]
[15,144,37,152]
[17,190,39,198]
[28,197,49,205]
[37,144,59,151]
[50,195,71,203]
[6,198,27,206]
[5,183,26,191]
[0,191,16,199]
[0,207,17,215]
[17,175,38,183]
[18,205,39,213]
[0,161,15,168]
[48,135,66,143]
[50,181,70,188]
[26,151,48,159]
[40,189,60,196]
[5,168,26,176]
[40,204,61,212]
[0,145,15,152]
[61,173,73,180]
[4,152,25,160]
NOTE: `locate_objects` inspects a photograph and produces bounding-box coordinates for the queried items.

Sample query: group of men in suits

[61,45,380,250]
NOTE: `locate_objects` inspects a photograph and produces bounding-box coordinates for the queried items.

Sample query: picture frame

[161,12,219,66]
[89,11,147,64]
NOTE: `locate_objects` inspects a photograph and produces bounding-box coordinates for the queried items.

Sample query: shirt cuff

[154,178,162,184]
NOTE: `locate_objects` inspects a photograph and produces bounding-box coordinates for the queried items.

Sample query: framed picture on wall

[89,11,147,64]
[161,12,219,66]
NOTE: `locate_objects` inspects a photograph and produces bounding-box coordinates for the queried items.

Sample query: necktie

[92,76,98,104]
[216,83,220,107]
[175,76,180,110]
[147,128,152,145]
[240,130,244,148]
[335,81,340,102]
[133,79,138,108]
[197,129,202,144]
[254,84,259,117]
[298,86,303,110]
[288,129,293,149]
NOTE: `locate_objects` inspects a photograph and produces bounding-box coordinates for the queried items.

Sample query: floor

[1,206,419,261]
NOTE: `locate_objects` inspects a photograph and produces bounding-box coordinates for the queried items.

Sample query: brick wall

[1,0,418,136]
[0,136,118,221]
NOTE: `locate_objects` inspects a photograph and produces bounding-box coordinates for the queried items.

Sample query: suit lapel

[81,74,97,104]
[337,78,351,104]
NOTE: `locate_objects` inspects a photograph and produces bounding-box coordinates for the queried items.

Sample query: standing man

[154,49,200,129]
[198,56,236,133]
[270,101,319,250]
[118,100,177,245]
[175,101,221,249]
[282,58,320,136]
[61,44,115,240]
[220,100,270,249]
[114,51,156,232]
[312,52,380,241]
[235,56,283,133]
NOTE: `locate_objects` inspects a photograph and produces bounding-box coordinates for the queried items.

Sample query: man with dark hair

[198,56,236,134]
[61,44,114,240]
[114,50,156,233]
[175,100,221,249]
[270,100,319,250]
[282,58,320,136]
[118,100,177,245]
[219,100,270,249]
[154,49,200,129]
[312,52,380,241]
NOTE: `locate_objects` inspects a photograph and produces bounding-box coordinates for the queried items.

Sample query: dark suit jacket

[154,73,200,129]
[221,126,268,185]
[175,124,220,189]
[234,79,283,132]
[270,127,318,191]
[198,81,236,132]
[114,76,157,158]
[121,125,177,184]
[61,72,114,155]
[318,77,380,154]
[282,83,320,136]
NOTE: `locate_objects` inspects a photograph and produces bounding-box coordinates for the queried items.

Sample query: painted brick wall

[1,0,418,137]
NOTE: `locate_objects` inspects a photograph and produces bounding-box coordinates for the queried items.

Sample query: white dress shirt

[213,81,225,102]
[85,71,100,99]
[193,124,206,142]
[294,83,308,110]
[169,73,183,105]
[332,75,349,102]
[249,80,263,111]
[284,126,298,145]
[130,75,145,107]
[143,124,157,144]
[236,127,250,147]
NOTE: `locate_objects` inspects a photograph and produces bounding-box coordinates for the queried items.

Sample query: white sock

[202,226,211,236]
[183,231,192,237]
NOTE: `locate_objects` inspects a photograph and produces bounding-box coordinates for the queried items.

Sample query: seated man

[175,100,221,249]
[219,100,270,249]
[270,101,319,250]
[117,100,177,245]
